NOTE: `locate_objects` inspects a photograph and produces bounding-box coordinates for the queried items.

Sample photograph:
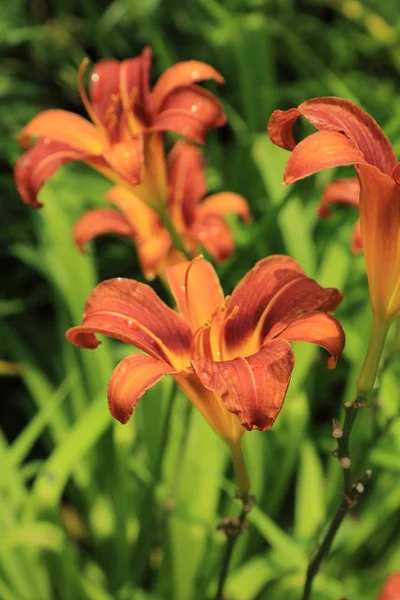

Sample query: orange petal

[377,573,400,600]
[176,373,244,443]
[192,339,295,431]
[166,256,225,333]
[276,311,345,368]
[267,107,302,151]
[108,354,178,424]
[106,185,171,278]
[298,97,396,174]
[19,109,107,153]
[268,98,396,175]
[284,131,366,185]
[190,214,235,262]
[152,85,225,143]
[102,138,143,187]
[357,163,400,319]
[73,208,135,253]
[351,219,362,253]
[260,276,343,342]
[152,60,224,114]
[318,177,360,218]
[14,139,87,207]
[223,256,305,357]
[66,278,191,368]
[196,192,250,222]
[167,141,207,226]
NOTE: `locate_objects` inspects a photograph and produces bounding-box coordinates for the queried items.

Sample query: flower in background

[318,177,362,253]
[377,573,400,600]
[15,47,226,209]
[73,141,249,279]
[268,96,400,324]
[67,255,344,443]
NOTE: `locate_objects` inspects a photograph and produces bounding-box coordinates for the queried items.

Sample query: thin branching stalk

[214,495,254,600]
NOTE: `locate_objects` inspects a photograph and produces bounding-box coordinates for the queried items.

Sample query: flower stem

[214,495,254,600]
[156,203,192,260]
[301,471,370,600]
[357,317,391,397]
[228,440,251,498]
[301,316,390,600]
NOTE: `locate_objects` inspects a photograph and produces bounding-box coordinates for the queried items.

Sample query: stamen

[78,58,107,134]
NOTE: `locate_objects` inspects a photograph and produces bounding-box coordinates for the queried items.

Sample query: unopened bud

[340,457,351,469]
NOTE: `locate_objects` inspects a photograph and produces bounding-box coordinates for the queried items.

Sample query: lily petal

[14,139,87,207]
[91,48,152,128]
[261,276,343,342]
[73,208,135,253]
[19,109,107,153]
[191,214,235,262]
[268,98,396,174]
[153,86,225,143]
[168,141,207,226]
[152,61,224,114]
[106,185,171,278]
[277,311,345,368]
[196,192,250,222]
[284,131,366,185]
[357,163,400,319]
[318,177,360,217]
[108,353,178,424]
[351,219,362,253]
[66,278,191,367]
[223,255,305,356]
[102,138,143,187]
[166,257,225,333]
[192,339,294,431]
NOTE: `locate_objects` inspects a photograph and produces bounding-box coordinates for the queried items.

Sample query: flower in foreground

[67,255,344,450]
[73,141,249,279]
[268,97,400,325]
[15,47,226,209]
[318,177,361,253]
[377,573,400,600]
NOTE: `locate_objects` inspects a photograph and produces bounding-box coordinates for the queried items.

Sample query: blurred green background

[1,0,400,598]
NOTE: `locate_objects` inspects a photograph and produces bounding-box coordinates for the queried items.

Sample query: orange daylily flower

[318,177,362,253]
[73,141,249,279]
[66,255,344,444]
[377,573,400,600]
[15,47,226,209]
[268,97,400,322]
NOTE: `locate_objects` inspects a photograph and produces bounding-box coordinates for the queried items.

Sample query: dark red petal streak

[223,256,305,355]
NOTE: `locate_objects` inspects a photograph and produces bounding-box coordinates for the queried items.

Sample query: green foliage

[1,0,400,599]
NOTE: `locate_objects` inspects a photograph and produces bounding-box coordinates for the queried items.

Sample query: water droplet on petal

[191,104,198,113]
[191,70,199,79]
[43,137,51,145]
[91,73,100,83]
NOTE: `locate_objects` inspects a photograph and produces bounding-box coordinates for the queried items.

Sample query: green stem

[357,317,391,397]
[214,503,248,600]
[157,204,192,260]
[301,316,391,600]
[228,440,251,498]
